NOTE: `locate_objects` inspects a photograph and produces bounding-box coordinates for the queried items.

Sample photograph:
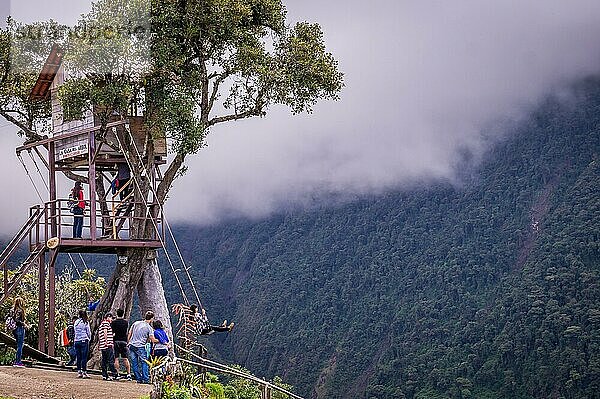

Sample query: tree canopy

[0,0,343,198]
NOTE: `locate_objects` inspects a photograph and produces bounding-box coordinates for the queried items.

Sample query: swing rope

[122,123,203,308]
[111,125,191,306]
[122,125,203,306]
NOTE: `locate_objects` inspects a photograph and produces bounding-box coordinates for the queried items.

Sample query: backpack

[60,328,70,346]
[5,310,17,331]
[67,190,78,213]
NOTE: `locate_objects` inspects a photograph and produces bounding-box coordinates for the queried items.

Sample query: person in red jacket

[71,181,85,238]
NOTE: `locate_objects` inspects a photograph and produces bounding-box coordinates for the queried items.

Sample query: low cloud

[170,0,600,224]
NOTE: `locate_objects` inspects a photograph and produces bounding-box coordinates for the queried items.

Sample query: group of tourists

[6,296,233,382]
[64,308,169,383]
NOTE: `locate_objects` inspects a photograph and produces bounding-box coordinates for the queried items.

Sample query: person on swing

[189,304,234,335]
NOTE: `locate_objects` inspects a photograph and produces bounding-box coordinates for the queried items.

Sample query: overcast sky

[1,0,600,232]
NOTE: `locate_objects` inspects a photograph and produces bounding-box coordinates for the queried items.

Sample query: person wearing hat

[71,181,85,239]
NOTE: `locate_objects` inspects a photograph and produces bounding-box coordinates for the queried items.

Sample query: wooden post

[48,141,57,238]
[88,131,97,240]
[47,249,57,357]
[260,385,272,399]
[2,261,7,296]
[37,252,46,352]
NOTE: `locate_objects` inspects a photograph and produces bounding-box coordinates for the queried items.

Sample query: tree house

[0,45,166,357]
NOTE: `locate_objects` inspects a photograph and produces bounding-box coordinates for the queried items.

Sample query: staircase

[0,207,46,307]
[109,179,135,239]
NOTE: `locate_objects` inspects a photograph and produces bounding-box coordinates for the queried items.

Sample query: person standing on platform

[71,181,85,239]
[111,308,132,380]
[117,163,132,200]
[74,309,91,378]
[128,311,158,384]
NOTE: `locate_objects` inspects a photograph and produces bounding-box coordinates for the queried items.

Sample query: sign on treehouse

[56,141,88,161]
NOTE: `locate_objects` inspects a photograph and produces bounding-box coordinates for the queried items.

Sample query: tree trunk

[138,255,174,342]
[88,247,174,365]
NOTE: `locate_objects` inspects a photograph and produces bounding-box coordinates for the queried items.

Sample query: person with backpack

[65,315,77,366]
[98,312,119,381]
[71,181,85,238]
[111,308,132,380]
[8,297,26,367]
[74,309,91,378]
[117,162,132,200]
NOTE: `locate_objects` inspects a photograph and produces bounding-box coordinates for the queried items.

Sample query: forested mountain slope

[162,78,600,399]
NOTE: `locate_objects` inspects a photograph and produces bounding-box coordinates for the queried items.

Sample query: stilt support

[37,252,46,352]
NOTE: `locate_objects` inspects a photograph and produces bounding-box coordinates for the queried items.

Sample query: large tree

[0,0,342,349]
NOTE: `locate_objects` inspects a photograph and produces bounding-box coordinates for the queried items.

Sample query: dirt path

[0,366,152,399]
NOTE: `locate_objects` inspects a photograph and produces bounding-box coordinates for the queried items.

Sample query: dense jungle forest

[51,77,599,398]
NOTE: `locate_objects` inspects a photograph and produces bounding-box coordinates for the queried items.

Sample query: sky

[1,0,600,231]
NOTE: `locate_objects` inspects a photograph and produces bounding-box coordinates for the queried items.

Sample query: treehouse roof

[29,44,64,101]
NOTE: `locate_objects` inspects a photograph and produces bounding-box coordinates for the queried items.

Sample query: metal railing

[149,345,304,399]
[28,198,164,244]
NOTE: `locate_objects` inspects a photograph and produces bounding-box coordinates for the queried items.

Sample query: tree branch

[208,72,230,113]
[208,95,267,126]
[156,152,185,204]
[62,170,89,184]
[0,109,42,141]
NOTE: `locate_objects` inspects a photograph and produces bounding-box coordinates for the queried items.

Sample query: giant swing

[0,45,168,357]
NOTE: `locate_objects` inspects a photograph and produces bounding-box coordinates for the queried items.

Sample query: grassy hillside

[160,78,600,398]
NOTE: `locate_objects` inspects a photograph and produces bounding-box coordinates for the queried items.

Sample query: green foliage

[273,22,342,114]
[1,267,104,362]
[271,376,293,399]
[57,79,93,121]
[162,382,193,399]
[1,271,41,344]
[205,382,225,399]
[55,268,105,324]
[226,365,261,399]
[0,20,53,138]
[0,345,16,366]
[150,0,342,156]
[152,365,295,399]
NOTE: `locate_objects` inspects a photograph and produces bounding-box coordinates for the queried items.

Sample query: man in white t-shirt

[128,311,158,384]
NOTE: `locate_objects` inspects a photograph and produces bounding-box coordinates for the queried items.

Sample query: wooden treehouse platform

[58,238,162,254]
[0,41,168,360]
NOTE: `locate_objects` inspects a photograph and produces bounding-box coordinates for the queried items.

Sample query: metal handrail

[34,198,163,242]
[174,345,303,399]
